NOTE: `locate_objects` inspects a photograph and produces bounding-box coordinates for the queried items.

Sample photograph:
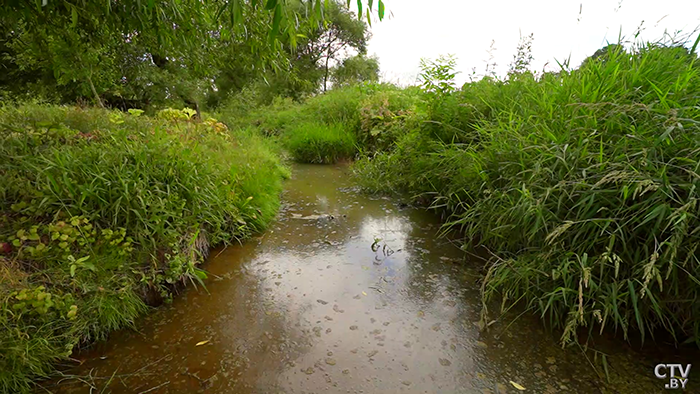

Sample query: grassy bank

[353,42,700,347]
[0,105,288,392]
[217,83,421,163]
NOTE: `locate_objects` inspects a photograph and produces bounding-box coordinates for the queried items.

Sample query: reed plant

[354,40,700,346]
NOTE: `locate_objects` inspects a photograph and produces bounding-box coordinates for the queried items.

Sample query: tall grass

[354,42,700,346]
[284,122,357,163]
[0,104,288,392]
[217,83,422,162]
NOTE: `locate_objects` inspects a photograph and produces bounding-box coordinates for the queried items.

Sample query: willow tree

[0,0,386,106]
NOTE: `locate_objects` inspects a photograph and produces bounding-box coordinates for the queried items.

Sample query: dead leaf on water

[417,310,425,318]
[509,381,526,391]
[362,291,368,296]
[302,367,314,375]
[195,340,210,347]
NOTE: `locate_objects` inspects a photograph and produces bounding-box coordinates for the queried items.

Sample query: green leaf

[265,0,277,10]
[71,5,78,27]
[70,264,76,278]
[627,280,645,342]
[232,0,243,25]
[366,8,371,26]
[356,0,363,19]
[270,3,283,38]
[690,32,700,55]
[378,0,385,19]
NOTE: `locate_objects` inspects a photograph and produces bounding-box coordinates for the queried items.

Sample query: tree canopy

[0,0,382,109]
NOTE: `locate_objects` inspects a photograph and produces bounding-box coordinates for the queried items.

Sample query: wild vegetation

[353,38,700,348]
[1,1,384,391]
[224,33,700,352]
[0,105,287,392]
[2,0,700,391]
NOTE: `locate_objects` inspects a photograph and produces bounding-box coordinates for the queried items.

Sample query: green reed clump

[284,121,357,163]
[355,41,700,346]
[0,104,288,392]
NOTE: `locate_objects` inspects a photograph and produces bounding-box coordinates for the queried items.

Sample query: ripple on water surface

[52,164,695,394]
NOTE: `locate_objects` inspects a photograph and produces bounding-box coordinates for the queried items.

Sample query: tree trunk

[87,74,104,108]
[323,52,331,92]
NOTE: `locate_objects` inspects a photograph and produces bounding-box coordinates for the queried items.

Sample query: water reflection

[49,164,692,394]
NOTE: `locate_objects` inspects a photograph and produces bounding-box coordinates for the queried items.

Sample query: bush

[354,42,700,346]
[284,121,357,164]
[0,104,288,392]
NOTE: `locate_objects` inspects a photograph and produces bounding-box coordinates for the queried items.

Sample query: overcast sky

[366,0,700,85]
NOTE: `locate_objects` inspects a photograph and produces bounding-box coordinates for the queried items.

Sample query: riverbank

[352,42,700,349]
[3,39,700,392]
[46,164,696,394]
[236,41,700,351]
[0,105,288,392]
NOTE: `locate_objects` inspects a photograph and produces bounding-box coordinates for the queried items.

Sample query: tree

[0,1,286,109]
[0,1,387,47]
[250,0,371,101]
[331,54,380,87]
[294,0,371,92]
[0,0,383,107]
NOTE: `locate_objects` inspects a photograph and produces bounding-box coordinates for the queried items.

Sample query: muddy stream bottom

[50,164,696,394]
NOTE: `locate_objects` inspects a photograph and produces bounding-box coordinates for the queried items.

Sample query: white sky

[366,0,700,85]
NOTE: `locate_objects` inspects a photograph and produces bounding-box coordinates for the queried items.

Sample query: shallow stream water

[51,164,695,394]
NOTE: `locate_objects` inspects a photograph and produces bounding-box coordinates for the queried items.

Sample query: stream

[52,164,693,394]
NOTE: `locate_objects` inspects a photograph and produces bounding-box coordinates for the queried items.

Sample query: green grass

[217,83,422,162]
[284,121,357,163]
[0,104,288,392]
[354,42,700,347]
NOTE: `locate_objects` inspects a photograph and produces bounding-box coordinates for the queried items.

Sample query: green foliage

[0,104,287,392]
[419,55,459,96]
[508,32,535,76]
[218,83,422,162]
[354,41,700,347]
[284,122,357,163]
[331,54,381,88]
[1,0,384,110]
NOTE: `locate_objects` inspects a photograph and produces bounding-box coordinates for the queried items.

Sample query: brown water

[49,164,694,394]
